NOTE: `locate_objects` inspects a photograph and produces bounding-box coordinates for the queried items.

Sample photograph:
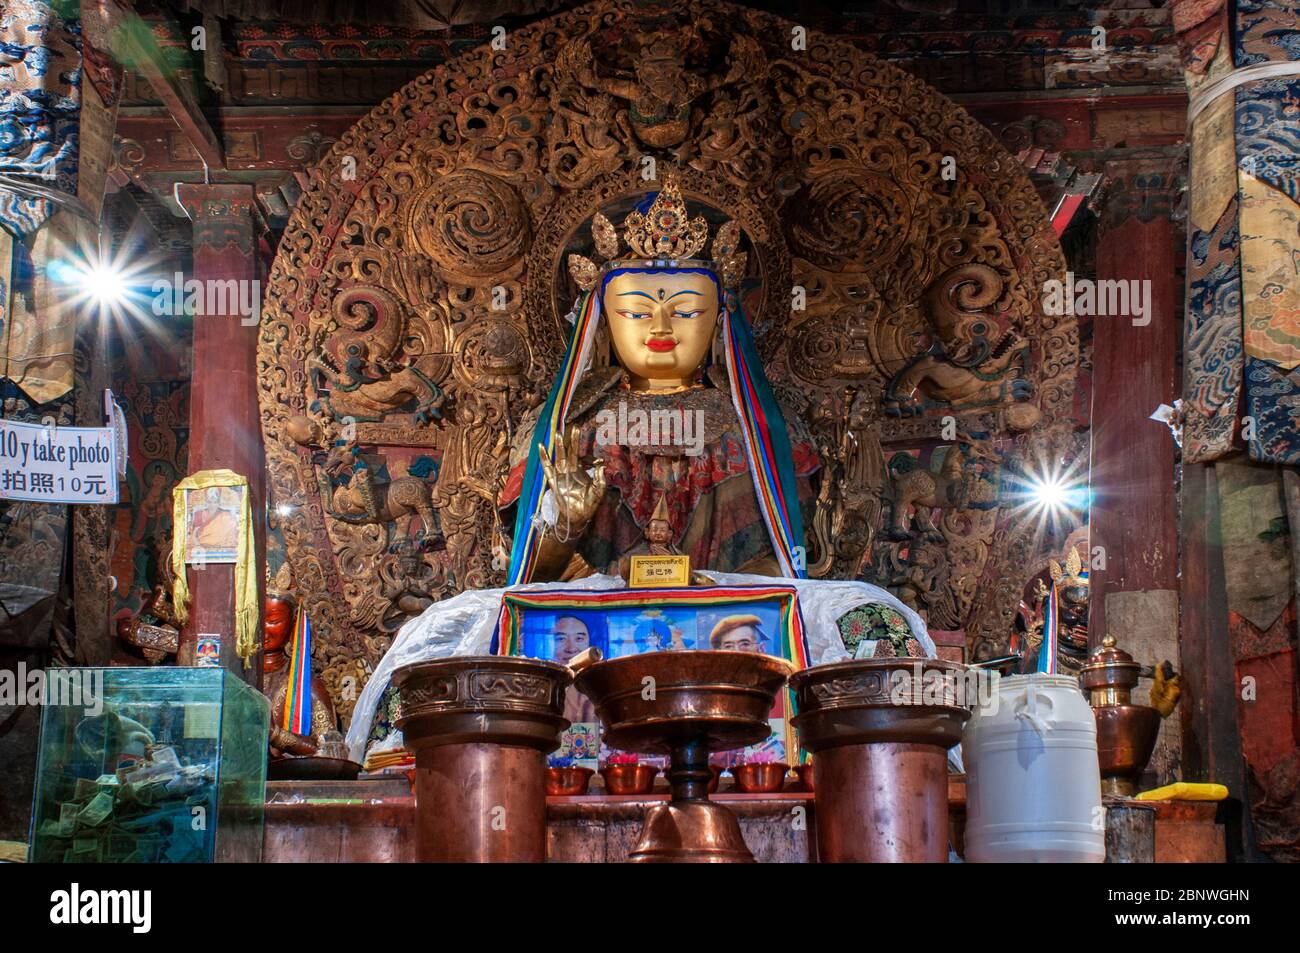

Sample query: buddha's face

[263,596,294,652]
[603,269,719,391]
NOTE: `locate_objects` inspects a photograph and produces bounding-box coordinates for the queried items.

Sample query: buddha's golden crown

[567,176,747,291]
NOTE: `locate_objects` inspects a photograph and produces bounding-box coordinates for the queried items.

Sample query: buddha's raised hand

[538,425,606,533]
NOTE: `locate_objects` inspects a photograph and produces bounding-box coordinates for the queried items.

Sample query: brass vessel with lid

[1080,636,1160,797]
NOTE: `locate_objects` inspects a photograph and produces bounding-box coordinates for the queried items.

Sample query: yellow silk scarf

[171,468,258,668]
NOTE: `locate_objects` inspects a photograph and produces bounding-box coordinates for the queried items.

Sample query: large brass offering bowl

[574,650,793,755]
[575,650,793,863]
[394,656,572,751]
[789,657,971,751]
[789,657,972,863]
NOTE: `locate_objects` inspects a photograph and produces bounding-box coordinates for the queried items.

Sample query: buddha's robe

[500,370,819,576]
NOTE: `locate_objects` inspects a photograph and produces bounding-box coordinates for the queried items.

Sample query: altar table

[260,778,1228,863]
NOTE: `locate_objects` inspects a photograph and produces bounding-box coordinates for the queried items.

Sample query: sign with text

[628,554,690,587]
[0,419,119,504]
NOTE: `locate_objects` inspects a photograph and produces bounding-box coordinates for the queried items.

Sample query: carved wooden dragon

[883,263,1030,416]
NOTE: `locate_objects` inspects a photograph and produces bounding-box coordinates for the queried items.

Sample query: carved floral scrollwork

[786,166,912,271]
[405,170,532,282]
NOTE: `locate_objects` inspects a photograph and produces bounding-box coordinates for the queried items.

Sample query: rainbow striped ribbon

[492,584,810,670]
[283,605,314,734]
[1037,582,1060,675]
[721,293,807,579]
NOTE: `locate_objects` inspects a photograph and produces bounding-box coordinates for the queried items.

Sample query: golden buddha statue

[501,177,818,584]
[347,184,941,759]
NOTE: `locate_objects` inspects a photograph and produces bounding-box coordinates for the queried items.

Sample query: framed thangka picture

[183,484,245,564]
[493,585,810,771]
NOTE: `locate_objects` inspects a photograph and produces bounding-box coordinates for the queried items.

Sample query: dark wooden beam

[115,2,225,170]
[1088,155,1181,642]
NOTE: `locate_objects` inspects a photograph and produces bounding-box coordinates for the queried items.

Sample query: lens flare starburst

[1007,449,1090,553]
[45,224,171,353]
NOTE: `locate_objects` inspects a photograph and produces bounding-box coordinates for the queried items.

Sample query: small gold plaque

[629,554,690,588]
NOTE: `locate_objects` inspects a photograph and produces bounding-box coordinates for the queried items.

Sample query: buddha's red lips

[646,339,677,352]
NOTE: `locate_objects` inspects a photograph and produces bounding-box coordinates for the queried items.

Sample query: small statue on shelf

[616,493,710,585]
[116,582,181,664]
[1013,545,1091,675]
[263,563,339,758]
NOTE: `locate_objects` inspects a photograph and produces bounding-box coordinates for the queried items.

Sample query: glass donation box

[28,667,269,863]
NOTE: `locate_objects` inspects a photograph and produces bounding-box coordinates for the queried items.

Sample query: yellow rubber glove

[1135,782,1228,801]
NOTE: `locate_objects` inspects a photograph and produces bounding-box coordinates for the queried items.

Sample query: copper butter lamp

[394,656,572,862]
[791,657,971,862]
[573,650,793,863]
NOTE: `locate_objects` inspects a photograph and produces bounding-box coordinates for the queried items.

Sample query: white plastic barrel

[963,673,1105,863]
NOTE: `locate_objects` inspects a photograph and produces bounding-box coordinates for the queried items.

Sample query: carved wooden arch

[258,0,1078,718]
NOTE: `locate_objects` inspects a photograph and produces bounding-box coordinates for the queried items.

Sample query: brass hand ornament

[538,425,607,539]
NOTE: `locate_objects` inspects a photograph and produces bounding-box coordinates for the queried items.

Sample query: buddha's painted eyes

[616,310,651,321]
[672,309,703,320]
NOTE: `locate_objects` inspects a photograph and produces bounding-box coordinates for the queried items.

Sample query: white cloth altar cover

[345,571,934,763]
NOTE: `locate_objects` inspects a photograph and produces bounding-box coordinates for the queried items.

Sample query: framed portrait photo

[182,484,245,564]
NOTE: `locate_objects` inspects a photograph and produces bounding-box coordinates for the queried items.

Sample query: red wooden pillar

[1087,157,1183,783]
[1088,159,1181,639]
[176,183,265,687]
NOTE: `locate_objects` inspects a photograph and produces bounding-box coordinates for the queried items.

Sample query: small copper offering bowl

[707,764,722,794]
[731,762,789,793]
[792,764,814,792]
[600,763,659,795]
[547,766,594,796]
